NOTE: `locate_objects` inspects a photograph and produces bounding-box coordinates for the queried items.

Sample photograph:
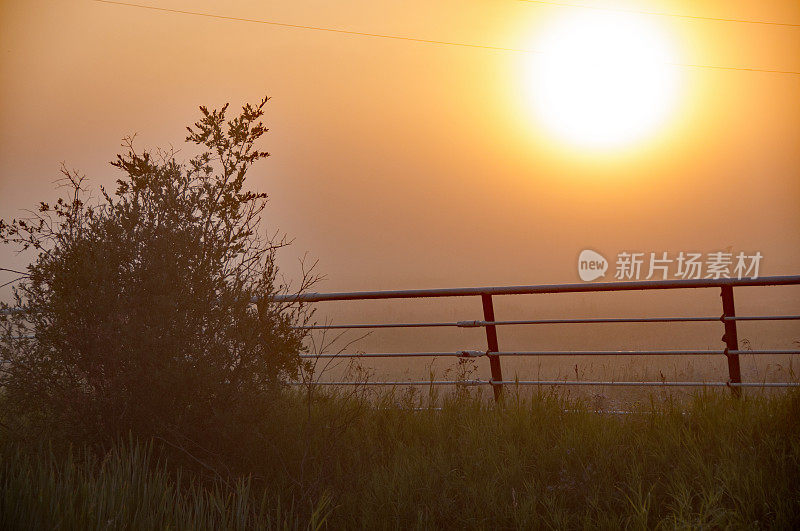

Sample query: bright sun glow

[525,12,683,151]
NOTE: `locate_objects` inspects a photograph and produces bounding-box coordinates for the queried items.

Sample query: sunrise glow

[524,11,683,151]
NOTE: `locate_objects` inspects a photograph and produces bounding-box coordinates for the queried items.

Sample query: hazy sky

[2,0,800,387]
[2,0,799,293]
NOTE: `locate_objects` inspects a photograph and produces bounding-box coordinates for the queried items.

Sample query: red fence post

[481,294,504,401]
[720,285,742,397]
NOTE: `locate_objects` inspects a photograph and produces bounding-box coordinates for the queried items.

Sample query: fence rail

[4,275,800,396]
[288,380,800,388]
[296,315,800,330]
[282,275,800,398]
[272,274,800,302]
[298,349,800,359]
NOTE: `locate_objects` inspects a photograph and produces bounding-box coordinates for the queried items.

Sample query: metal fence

[276,275,800,399]
[4,275,800,398]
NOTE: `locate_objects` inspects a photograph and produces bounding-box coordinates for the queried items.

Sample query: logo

[578,249,608,281]
[576,248,762,281]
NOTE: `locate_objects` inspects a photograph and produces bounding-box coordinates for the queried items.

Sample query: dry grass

[2,387,799,529]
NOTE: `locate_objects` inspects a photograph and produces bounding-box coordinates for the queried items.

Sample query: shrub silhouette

[0,98,313,458]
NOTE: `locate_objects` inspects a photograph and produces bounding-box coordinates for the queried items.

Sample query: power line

[94,0,800,76]
[668,62,800,76]
[0,267,29,277]
[93,0,532,53]
[516,0,800,28]
[0,276,26,290]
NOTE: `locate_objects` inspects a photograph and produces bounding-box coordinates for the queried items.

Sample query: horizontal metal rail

[5,275,799,395]
[7,315,798,338]
[507,381,800,387]
[288,380,486,386]
[301,321,459,329]
[497,349,800,357]
[272,274,800,302]
[7,314,794,333]
[300,349,800,359]
[296,314,800,330]
[301,350,484,359]
[288,380,800,387]
[728,315,800,321]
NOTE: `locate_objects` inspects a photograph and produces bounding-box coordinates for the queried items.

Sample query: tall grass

[2,388,799,529]
[0,438,331,530]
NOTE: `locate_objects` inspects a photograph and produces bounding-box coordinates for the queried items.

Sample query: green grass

[1,388,799,529]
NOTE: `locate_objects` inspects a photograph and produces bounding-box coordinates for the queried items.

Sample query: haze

[1,1,799,385]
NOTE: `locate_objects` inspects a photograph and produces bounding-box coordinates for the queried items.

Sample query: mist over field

[1,1,799,528]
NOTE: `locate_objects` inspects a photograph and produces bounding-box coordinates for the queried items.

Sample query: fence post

[720,285,742,397]
[481,294,504,401]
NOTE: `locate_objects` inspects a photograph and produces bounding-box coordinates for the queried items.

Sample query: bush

[0,98,314,462]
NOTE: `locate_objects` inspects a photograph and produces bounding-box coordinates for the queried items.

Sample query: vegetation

[0,98,315,461]
[1,389,799,529]
[1,100,797,528]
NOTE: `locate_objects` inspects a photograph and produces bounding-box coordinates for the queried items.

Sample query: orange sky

[1,0,799,293]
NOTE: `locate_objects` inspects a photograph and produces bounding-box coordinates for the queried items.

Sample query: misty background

[2,0,798,389]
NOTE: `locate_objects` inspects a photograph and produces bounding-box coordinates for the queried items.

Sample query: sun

[524,11,683,151]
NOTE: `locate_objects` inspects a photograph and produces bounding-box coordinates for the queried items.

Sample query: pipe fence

[4,275,800,398]
[275,275,800,399]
